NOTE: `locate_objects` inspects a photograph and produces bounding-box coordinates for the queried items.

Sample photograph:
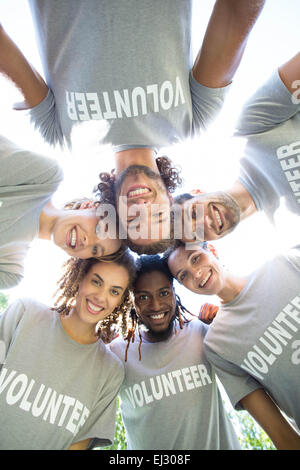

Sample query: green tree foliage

[233,410,275,450]
[0,292,9,314]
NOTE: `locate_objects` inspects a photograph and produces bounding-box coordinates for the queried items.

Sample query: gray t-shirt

[0,135,63,289]
[0,298,124,450]
[204,245,300,429]
[110,319,241,450]
[28,0,230,150]
[235,70,300,226]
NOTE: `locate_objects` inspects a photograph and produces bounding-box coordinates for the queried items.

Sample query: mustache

[114,165,162,193]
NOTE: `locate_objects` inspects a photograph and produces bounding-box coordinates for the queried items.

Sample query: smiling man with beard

[178,51,300,243]
[96,151,182,254]
[109,254,242,450]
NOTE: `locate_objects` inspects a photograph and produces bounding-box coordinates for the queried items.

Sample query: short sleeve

[235,70,300,137]
[71,360,125,448]
[29,88,65,147]
[204,344,262,410]
[190,71,231,133]
[0,135,63,188]
[0,299,26,361]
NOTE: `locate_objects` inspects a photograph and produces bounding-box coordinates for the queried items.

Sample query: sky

[1,0,300,315]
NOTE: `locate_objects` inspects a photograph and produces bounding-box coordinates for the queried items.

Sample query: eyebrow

[93,273,124,290]
[135,286,171,294]
[175,252,194,280]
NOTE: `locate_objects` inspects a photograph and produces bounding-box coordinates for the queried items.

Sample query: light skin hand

[193,0,266,88]
[240,389,300,450]
[0,23,48,109]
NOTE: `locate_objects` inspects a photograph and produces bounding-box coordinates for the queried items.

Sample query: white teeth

[128,188,151,197]
[150,313,165,319]
[70,228,77,247]
[214,208,223,229]
[87,300,103,312]
[200,271,212,287]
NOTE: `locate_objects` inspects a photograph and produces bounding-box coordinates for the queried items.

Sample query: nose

[149,296,162,312]
[91,290,108,309]
[192,268,202,283]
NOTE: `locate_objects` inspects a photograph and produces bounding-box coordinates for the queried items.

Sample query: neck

[38,200,59,240]
[60,309,98,344]
[218,271,247,304]
[114,147,158,176]
[227,181,257,220]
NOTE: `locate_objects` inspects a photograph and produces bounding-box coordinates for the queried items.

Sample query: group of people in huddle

[0,0,300,451]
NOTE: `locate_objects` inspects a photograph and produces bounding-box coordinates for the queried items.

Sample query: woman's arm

[0,23,48,109]
[240,389,300,450]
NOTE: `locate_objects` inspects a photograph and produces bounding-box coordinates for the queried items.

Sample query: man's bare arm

[193,0,266,88]
[0,23,48,109]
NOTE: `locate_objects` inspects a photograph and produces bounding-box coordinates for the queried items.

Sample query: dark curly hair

[53,250,136,344]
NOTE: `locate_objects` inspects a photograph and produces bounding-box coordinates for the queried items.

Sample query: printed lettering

[291,340,300,365]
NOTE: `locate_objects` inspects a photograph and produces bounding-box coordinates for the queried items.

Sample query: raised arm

[193,0,265,88]
[0,23,48,109]
[240,389,300,450]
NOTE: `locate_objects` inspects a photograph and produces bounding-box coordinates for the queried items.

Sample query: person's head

[174,190,241,242]
[166,241,223,296]
[51,198,122,259]
[95,156,183,253]
[53,249,136,343]
[132,255,191,343]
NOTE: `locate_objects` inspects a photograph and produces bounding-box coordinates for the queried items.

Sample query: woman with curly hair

[95,152,183,254]
[0,250,136,450]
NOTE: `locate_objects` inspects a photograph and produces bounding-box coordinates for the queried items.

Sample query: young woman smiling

[167,242,300,449]
[0,251,136,450]
[0,135,122,289]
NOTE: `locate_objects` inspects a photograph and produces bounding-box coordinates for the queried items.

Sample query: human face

[115,165,172,245]
[75,261,129,326]
[181,192,240,242]
[168,246,223,295]
[52,208,121,258]
[134,271,176,336]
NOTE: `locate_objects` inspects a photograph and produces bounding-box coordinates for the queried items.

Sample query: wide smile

[198,269,213,289]
[86,299,105,315]
[127,185,152,199]
[210,205,225,234]
[148,310,170,321]
[66,226,78,249]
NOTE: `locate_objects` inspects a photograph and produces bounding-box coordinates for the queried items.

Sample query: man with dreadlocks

[109,255,241,450]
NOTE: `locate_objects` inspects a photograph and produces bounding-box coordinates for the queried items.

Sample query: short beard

[141,313,176,343]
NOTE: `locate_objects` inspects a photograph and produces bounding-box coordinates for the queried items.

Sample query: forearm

[240,389,300,450]
[193,0,266,87]
[0,23,48,109]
